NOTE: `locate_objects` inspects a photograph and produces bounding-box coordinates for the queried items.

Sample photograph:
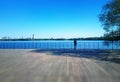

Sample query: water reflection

[0,40,120,49]
[103,40,120,49]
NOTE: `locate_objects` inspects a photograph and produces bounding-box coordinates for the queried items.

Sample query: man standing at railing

[74,39,77,50]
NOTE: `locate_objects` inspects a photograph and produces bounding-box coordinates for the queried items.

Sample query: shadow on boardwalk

[30,49,120,64]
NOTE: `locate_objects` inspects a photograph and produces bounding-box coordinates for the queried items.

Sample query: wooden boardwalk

[0,49,120,82]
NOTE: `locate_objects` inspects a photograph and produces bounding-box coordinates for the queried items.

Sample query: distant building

[51,37,53,39]
[32,34,34,39]
[2,36,8,39]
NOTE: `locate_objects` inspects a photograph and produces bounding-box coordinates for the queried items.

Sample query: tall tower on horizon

[32,34,34,39]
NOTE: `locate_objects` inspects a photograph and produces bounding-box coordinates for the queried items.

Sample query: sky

[0,0,109,39]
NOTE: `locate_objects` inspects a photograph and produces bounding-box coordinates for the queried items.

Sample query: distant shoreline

[0,39,105,41]
[2,36,119,41]
[0,37,106,41]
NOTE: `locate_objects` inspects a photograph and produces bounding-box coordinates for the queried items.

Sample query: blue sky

[0,0,108,38]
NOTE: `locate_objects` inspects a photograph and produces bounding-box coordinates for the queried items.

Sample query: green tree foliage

[99,0,120,40]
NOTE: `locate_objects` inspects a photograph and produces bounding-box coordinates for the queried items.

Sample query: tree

[99,0,120,40]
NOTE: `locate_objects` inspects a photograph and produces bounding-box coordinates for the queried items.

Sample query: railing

[0,41,120,49]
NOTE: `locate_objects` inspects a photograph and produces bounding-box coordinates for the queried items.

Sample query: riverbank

[0,49,120,82]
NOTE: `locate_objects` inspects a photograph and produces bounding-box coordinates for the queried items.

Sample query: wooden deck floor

[0,49,120,82]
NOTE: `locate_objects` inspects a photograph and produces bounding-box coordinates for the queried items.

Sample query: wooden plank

[0,49,120,82]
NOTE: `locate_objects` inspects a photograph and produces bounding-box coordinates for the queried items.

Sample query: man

[74,39,77,50]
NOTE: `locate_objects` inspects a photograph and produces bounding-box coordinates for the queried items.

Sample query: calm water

[0,40,120,49]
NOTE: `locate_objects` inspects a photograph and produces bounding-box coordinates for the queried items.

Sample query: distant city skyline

[0,0,109,38]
